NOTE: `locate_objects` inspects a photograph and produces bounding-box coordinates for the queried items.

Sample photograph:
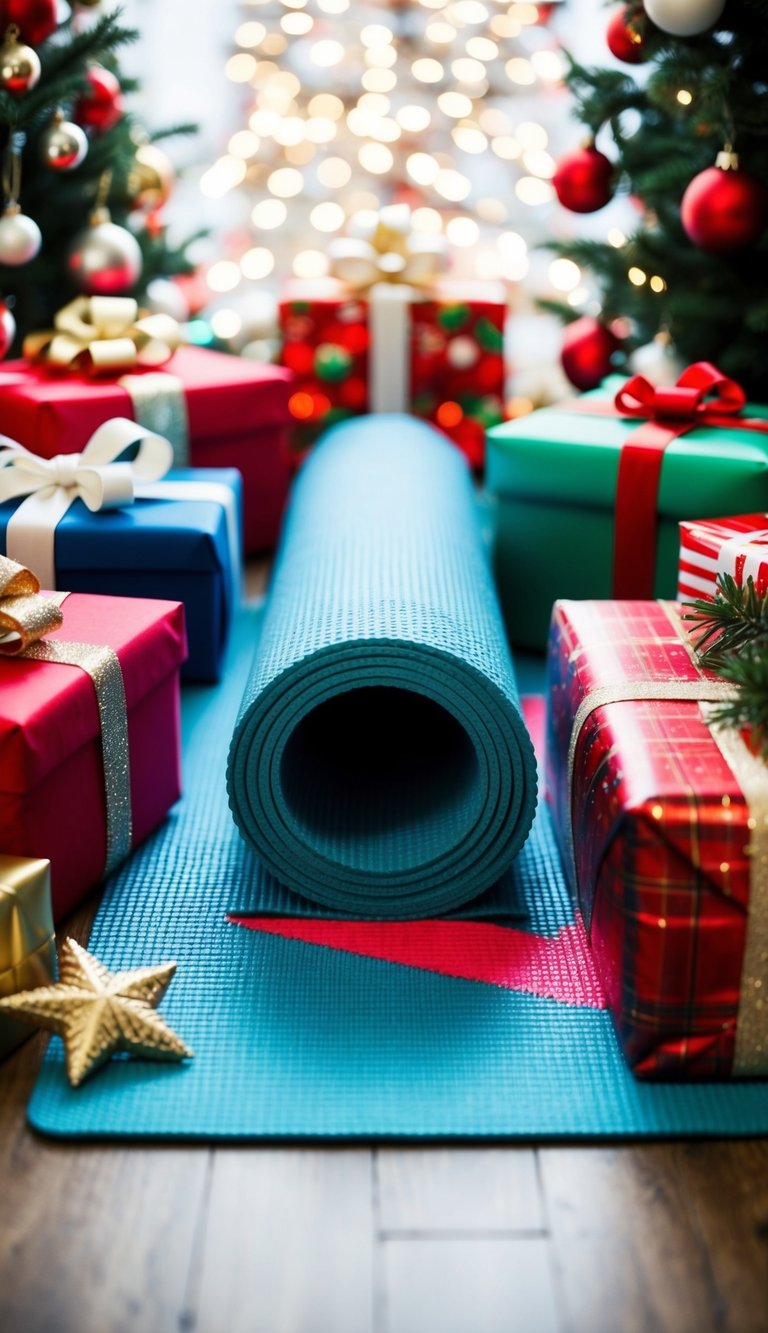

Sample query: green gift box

[486,373,768,650]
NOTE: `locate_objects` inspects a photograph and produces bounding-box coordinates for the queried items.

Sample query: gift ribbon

[0,419,240,603]
[564,600,768,1075]
[570,363,768,599]
[118,371,190,467]
[23,296,181,376]
[716,526,768,592]
[0,555,132,876]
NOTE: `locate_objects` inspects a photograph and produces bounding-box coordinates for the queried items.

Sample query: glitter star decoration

[0,937,193,1086]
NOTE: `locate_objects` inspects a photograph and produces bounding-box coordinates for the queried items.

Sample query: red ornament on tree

[681,151,768,254]
[0,0,57,46]
[606,7,647,62]
[553,144,615,213]
[74,67,124,134]
[561,317,622,391]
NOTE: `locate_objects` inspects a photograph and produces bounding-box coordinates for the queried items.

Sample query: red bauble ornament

[74,67,124,134]
[606,7,646,62]
[681,157,768,254]
[0,0,57,45]
[561,317,621,391]
[553,145,614,214]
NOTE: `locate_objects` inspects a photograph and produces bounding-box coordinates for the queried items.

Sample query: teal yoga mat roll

[227,414,537,918]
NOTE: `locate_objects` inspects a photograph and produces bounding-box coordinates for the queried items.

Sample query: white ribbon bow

[0,419,173,589]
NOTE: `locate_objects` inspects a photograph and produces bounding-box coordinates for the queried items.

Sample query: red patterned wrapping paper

[279,279,506,469]
[678,513,768,602]
[546,599,766,1079]
[0,347,294,554]
[0,592,186,920]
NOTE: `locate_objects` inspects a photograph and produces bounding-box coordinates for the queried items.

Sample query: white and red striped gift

[678,514,768,602]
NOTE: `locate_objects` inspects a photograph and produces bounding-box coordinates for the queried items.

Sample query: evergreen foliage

[683,574,768,756]
[0,8,195,341]
[548,0,768,394]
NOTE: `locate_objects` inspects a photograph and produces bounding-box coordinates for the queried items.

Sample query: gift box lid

[488,376,768,515]
[0,593,186,794]
[0,468,242,579]
[0,347,294,458]
[680,513,768,547]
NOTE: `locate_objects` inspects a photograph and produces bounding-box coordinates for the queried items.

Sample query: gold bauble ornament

[0,936,193,1086]
[128,143,175,211]
[0,25,41,96]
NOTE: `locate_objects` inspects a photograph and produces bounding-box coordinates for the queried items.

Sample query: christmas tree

[198,0,566,351]
[0,2,195,348]
[545,0,768,395]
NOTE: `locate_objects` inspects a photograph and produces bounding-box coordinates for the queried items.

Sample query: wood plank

[376,1148,544,1233]
[380,1236,560,1333]
[672,1141,768,1333]
[541,1146,728,1333]
[192,1148,375,1333]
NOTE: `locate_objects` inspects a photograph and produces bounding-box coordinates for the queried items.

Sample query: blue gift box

[0,468,242,682]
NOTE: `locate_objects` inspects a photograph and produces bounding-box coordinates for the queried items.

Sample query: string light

[676,89,693,105]
[251,199,287,229]
[549,258,581,291]
[241,247,275,279]
[207,261,241,293]
[628,266,647,285]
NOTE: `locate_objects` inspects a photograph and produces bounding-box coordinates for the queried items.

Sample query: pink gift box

[0,592,187,920]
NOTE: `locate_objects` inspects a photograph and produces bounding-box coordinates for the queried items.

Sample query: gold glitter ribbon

[118,371,190,466]
[0,856,56,1058]
[0,556,132,876]
[702,712,768,1075]
[23,296,181,376]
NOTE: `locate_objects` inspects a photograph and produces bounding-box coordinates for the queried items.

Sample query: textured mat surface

[29,608,768,1139]
[227,415,537,917]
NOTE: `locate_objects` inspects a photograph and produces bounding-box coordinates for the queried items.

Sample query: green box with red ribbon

[486,364,768,651]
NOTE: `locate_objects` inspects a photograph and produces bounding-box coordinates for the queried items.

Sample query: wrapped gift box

[487,371,768,650]
[0,855,56,1060]
[0,588,186,920]
[0,347,293,554]
[0,467,242,683]
[679,513,768,602]
[546,597,767,1080]
[279,278,506,469]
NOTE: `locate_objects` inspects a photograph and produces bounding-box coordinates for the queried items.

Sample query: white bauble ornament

[643,0,725,36]
[0,205,42,265]
[67,214,142,294]
[447,335,479,370]
[40,114,88,171]
[630,336,685,385]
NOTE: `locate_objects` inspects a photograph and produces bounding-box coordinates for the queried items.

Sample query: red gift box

[0,347,294,554]
[279,278,506,470]
[546,598,767,1080]
[678,513,768,602]
[0,589,186,921]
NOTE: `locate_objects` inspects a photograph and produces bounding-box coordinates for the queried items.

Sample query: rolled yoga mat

[227,414,537,918]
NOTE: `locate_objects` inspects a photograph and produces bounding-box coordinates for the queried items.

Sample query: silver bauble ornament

[0,205,42,265]
[629,335,685,385]
[0,299,16,358]
[643,0,725,36]
[67,211,143,294]
[40,114,88,171]
[0,28,41,95]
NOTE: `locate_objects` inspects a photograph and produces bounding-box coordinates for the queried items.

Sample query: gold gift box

[0,856,56,1060]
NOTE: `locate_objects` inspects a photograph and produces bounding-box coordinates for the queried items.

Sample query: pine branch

[708,646,768,759]
[682,574,768,662]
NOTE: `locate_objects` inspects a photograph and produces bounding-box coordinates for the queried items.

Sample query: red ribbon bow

[602,362,765,599]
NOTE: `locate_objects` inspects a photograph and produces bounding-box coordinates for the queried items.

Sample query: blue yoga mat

[28,608,768,1140]
[227,415,537,918]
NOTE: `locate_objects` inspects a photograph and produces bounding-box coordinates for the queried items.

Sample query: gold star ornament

[0,937,193,1086]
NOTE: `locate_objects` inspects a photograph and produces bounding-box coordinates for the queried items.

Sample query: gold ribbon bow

[0,554,132,876]
[0,553,63,653]
[23,295,181,376]
[327,204,449,292]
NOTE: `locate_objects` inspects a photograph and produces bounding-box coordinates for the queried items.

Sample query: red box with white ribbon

[678,514,768,602]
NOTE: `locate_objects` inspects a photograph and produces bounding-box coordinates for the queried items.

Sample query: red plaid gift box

[678,514,768,601]
[546,598,768,1080]
[279,277,506,470]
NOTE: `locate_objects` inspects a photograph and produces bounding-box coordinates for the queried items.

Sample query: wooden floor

[2,562,768,1333]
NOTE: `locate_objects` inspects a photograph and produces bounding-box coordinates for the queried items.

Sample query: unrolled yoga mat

[29,608,768,1140]
[227,415,537,918]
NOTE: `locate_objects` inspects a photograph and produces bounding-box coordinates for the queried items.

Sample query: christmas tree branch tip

[682,574,768,664]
